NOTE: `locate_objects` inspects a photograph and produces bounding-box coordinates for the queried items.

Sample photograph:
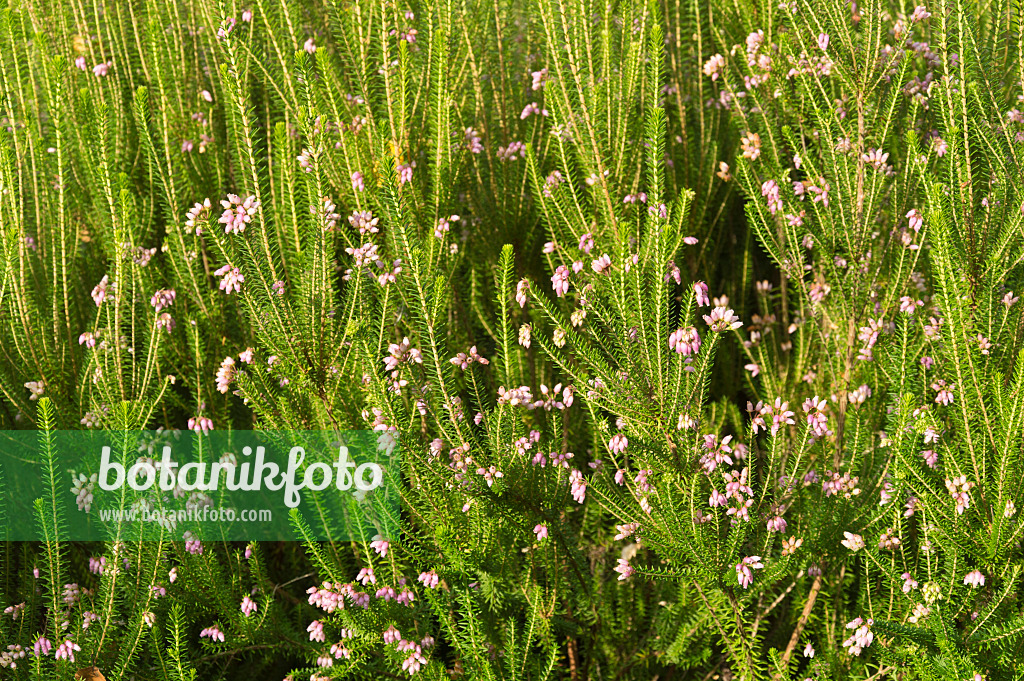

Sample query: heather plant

[1,0,1024,679]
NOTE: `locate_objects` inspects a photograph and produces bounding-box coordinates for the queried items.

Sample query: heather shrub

[1,0,1023,679]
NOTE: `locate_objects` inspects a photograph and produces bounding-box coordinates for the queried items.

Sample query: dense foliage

[1,0,1023,678]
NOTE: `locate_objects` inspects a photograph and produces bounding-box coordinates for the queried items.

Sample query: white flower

[963,570,985,588]
[841,531,865,552]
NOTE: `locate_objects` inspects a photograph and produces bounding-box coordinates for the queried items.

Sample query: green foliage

[1,0,1024,678]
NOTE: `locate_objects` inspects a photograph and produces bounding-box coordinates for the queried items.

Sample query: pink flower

[665,262,681,285]
[515,279,530,307]
[520,102,548,118]
[74,56,87,71]
[910,5,931,21]
[531,68,548,90]
[614,558,634,580]
[551,265,571,297]
[155,313,176,334]
[54,638,81,661]
[417,570,440,589]
[214,264,244,293]
[200,626,225,643]
[569,469,587,503]
[608,433,628,454]
[899,296,923,313]
[215,356,235,393]
[817,33,829,50]
[842,618,874,656]
[33,636,52,657]
[945,476,973,514]
[578,232,594,254]
[150,289,177,312]
[307,620,326,642]
[188,416,213,434]
[240,595,257,617]
[433,214,459,238]
[533,523,548,540]
[669,326,701,355]
[383,624,401,644]
[703,306,742,332]
[91,275,114,306]
[92,62,110,77]
[217,16,236,39]
[906,209,924,232]
[402,650,427,674]
[735,556,764,588]
[218,193,259,233]
[809,281,831,304]
[351,171,365,192]
[497,141,525,161]
[397,162,414,183]
[591,253,611,274]
[614,522,639,540]
[356,567,376,585]
[370,535,390,557]
[694,282,710,307]
[702,54,725,80]
[932,380,955,406]
[802,396,829,437]
[761,180,782,214]
[901,572,919,593]
[450,346,489,370]
[304,38,316,53]
[841,532,865,551]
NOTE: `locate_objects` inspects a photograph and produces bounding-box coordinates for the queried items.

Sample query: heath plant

[0,0,1022,679]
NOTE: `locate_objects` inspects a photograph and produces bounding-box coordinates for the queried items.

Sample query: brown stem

[776,575,823,677]
[567,635,579,681]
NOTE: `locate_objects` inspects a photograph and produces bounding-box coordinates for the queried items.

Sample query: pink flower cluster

[801,396,830,437]
[200,626,225,643]
[218,194,259,234]
[749,398,795,437]
[842,618,873,656]
[307,580,373,612]
[735,556,764,588]
[450,346,489,370]
[699,434,733,475]
[945,476,972,515]
[703,306,742,332]
[669,326,701,355]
